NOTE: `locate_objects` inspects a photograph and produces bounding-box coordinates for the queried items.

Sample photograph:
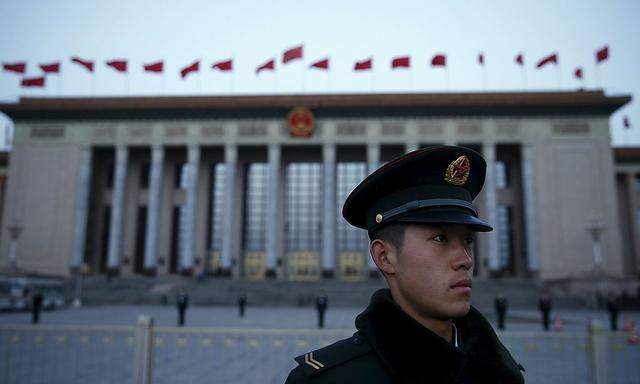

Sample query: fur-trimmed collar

[355,289,524,383]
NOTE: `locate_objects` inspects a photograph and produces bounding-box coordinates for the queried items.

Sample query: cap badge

[444,156,470,186]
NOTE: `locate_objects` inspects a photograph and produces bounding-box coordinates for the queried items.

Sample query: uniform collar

[355,289,466,382]
[355,289,524,383]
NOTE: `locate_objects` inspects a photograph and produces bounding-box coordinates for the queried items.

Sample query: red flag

[478,53,484,66]
[144,61,163,73]
[3,62,26,73]
[574,67,583,80]
[536,53,558,69]
[283,45,303,64]
[623,116,631,129]
[596,46,609,64]
[212,59,233,71]
[39,62,60,73]
[21,76,45,87]
[391,56,410,69]
[71,57,94,72]
[515,53,524,66]
[309,58,329,70]
[354,58,372,71]
[180,61,199,79]
[256,59,275,74]
[431,54,446,67]
[106,60,127,72]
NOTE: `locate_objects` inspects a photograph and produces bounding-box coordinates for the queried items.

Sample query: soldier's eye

[433,234,447,242]
[465,236,474,246]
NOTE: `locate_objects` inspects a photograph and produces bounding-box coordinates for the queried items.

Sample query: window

[209,164,226,252]
[106,162,115,188]
[497,204,512,269]
[244,163,268,251]
[139,162,150,189]
[174,163,186,189]
[495,161,508,189]
[337,162,368,252]
[285,163,322,252]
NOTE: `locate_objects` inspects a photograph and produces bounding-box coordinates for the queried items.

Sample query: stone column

[626,172,640,275]
[366,143,380,274]
[220,145,237,276]
[181,146,200,273]
[143,146,164,273]
[322,143,336,278]
[521,143,539,273]
[265,144,281,278]
[71,147,93,268]
[107,146,128,271]
[482,142,500,272]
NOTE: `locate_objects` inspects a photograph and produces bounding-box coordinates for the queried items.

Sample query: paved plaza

[2,304,640,331]
[1,305,639,384]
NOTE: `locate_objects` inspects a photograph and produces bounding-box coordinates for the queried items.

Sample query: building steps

[71,276,591,310]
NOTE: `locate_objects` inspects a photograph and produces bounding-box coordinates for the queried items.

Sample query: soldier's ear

[370,239,397,276]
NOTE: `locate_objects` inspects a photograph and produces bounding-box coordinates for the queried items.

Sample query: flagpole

[302,61,307,94]
[556,63,562,90]
[521,66,527,90]
[327,70,332,95]
[409,65,414,92]
[231,52,236,95]
[370,70,375,92]
[595,65,601,90]
[91,72,97,97]
[161,71,165,96]
[482,66,486,91]
[445,68,450,91]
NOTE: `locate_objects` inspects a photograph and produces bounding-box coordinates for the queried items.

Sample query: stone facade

[0,91,633,282]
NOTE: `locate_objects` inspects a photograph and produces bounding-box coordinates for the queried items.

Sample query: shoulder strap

[293,332,371,377]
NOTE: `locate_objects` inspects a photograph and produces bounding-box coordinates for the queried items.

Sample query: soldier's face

[391,224,475,320]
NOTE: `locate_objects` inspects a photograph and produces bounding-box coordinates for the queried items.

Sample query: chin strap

[452,322,459,348]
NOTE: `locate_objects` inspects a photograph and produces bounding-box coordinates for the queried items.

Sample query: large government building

[0,91,637,284]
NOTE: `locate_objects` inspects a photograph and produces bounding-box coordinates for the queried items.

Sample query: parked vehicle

[0,276,65,311]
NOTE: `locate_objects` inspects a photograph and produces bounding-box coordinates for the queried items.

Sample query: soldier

[315,291,328,329]
[495,294,508,330]
[31,291,43,325]
[176,291,189,327]
[538,294,552,331]
[286,146,524,383]
[606,293,620,331]
[238,293,247,318]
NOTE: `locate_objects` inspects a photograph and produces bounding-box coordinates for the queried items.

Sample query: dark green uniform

[285,289,525,383]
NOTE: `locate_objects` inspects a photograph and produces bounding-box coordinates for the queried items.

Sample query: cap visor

[395,210,493,232]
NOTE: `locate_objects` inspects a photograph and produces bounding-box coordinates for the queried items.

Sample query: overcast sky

[0,0,638,147]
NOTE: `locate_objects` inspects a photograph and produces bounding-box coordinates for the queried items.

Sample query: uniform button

[352,336,363,345]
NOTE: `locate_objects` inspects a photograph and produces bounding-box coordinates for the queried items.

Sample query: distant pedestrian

[31,292,43,324]
[194,258,205,283]
[176,291,189,327]
[494,295,508,330]
[538,294,552,331]
[315,291,328,329]
[606,294,620,331]
[238,294,247,317]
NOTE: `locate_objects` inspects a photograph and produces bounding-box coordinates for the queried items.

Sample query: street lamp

[586,221,604,268]
[72,263,90,308]
[6,223,23,270]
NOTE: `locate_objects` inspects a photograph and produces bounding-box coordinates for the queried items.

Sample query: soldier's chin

[450,302,471,318]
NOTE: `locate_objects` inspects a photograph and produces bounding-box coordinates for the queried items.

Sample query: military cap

[342,145,492,233]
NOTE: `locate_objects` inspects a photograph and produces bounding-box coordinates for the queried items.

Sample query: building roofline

[0,90,631,121]
[614,147,640,161]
